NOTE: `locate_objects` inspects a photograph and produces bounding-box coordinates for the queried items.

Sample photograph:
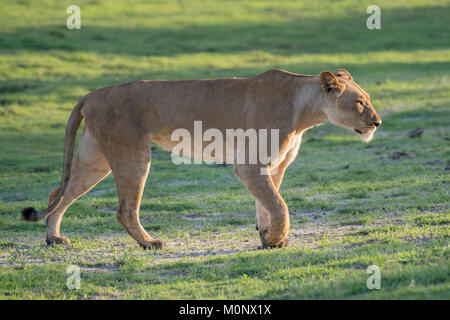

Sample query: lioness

[22,69,381,249]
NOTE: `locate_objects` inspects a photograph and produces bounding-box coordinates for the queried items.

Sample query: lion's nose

[373,121,381,127]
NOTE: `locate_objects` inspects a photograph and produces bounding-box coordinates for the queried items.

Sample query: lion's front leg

[254,160,290,233]
[254,148,296,245]
[234,164,290,248]
[255,200,269,232]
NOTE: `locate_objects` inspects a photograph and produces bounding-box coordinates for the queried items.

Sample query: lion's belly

[153,129,303,167]
[153,134,244,164]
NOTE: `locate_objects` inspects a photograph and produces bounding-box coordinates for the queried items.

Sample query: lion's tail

[21,98,85,222]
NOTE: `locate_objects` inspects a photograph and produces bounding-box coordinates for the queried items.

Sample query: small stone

[390,152,411,160]
[407,128,424,138]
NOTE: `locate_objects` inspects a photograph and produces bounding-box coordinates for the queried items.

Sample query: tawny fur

[22,69,381,249]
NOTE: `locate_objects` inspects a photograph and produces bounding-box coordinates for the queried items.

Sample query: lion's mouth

[353,127,375,143]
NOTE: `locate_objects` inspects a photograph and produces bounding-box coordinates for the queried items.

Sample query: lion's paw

[142,239,167,250]
[261,238,289,249]
[46,235,71,246]
[259,230,288,249]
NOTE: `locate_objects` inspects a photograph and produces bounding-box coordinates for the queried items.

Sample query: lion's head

[319,69,381,142]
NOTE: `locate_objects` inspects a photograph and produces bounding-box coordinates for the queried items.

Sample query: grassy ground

[0,0,449,299]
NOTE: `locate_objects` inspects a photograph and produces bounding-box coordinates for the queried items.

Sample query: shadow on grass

[0,6,448,56]
[90,239,447,299]
[0,58,448,113]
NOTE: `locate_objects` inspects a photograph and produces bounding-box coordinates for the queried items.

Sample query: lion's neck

[292,77,329,133]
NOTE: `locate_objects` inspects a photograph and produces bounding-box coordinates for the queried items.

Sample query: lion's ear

[334,69,353,81]
[320,71,345,97]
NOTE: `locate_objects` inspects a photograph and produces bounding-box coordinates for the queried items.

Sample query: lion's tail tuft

[21,207,39,221]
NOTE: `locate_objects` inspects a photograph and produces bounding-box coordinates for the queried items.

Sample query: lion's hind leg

[45,127,111,245]
[104,142,166,250]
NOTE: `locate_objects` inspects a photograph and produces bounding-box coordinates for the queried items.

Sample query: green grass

[0,0,449,299]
